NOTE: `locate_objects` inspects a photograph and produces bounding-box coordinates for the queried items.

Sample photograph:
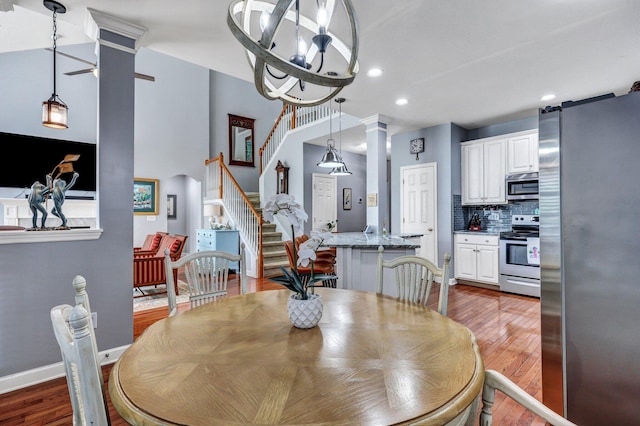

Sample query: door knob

[428,227,433,231]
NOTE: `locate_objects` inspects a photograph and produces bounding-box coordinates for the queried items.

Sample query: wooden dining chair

[376,246,451,315]
[480,369,577,426]
[283,239,337,288]
[165,243,246,316]
[50,276,110,425]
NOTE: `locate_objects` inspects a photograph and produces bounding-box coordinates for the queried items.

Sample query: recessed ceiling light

[367,68,383,77]
[540,94,556,101]
[395,98,408,106]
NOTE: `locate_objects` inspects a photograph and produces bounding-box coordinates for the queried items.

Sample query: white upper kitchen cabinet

[507,130,539,174]
[461,137,506,205]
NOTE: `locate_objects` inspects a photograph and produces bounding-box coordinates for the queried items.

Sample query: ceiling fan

[47,48,155,81]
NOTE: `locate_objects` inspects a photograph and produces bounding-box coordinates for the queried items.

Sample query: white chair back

[165,243,247,316]
[376,246,451,315]
[480,369,576,426]
[51,278,110,425]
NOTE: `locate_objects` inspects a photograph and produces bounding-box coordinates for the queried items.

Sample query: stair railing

[205,153,264,276]
[206,103,332,277]
[259,102,333,174]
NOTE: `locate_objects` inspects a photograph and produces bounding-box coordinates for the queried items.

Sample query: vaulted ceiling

[2,0,639,153]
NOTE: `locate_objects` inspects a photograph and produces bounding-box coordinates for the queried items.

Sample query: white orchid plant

[262,193,336,300]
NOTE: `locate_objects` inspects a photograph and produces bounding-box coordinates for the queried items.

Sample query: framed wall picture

[228,114,255,167]
[167,194,177,219]
[134,178,159,215]
[343,187,352,210]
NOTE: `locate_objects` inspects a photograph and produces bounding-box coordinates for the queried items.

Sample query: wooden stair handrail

[204,153,265,277]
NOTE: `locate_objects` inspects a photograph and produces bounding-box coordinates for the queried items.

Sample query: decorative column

[84,9,146,233]
[361,115,390,234]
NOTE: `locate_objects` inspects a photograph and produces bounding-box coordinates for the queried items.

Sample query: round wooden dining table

[109,288,484,425]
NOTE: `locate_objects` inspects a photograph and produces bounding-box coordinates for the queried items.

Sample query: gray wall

[133,47,210,248]
[0,41,138,377]
[0,44,267,379]
[0,45,98,143]
[302,144,367,234]
[210,72,283,193]
[390,123,466,267]
[466,116,538,140]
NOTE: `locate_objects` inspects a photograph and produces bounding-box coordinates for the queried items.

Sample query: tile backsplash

[452,196,539,232]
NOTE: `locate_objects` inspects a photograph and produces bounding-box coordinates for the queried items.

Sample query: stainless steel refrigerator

[539,91,640,425]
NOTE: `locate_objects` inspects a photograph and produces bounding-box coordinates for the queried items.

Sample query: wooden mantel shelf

[0,228,103,245]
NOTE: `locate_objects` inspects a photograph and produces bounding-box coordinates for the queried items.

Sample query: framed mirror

[228,114,255,167]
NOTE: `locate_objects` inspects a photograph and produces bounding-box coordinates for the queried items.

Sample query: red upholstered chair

[283,239,337,288]
[133,234,188,297]
[134,232,169,256]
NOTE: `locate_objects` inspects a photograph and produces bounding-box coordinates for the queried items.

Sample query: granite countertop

[323,232,421,249]
[454,229,504,235]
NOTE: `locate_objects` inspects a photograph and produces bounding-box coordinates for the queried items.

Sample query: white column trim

[85,7,147,52]
[95,39,137,55]
[361,114,391,127]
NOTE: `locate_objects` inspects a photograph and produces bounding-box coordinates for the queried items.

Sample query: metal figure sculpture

[28,180,51,229]
[27,154,80,230]
[50,171,79,229]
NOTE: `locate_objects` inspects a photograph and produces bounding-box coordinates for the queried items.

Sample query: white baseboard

[0,344,130,395]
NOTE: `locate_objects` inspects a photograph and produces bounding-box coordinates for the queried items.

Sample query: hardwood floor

[0,277,547,425]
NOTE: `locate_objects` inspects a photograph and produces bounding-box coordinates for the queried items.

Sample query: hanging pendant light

[42,0,68,129]
[330,97,352,175]
[227,0,359,106]
[317,96,344,168]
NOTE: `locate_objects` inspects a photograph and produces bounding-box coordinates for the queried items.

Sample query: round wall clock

[410,138,425,160]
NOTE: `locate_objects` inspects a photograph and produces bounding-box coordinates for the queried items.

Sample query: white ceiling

[2,0,640,154]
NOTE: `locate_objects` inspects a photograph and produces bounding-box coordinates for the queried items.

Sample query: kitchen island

[322,232,420,297]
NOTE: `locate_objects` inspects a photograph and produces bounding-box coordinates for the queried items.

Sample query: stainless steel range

[499,214,540,297]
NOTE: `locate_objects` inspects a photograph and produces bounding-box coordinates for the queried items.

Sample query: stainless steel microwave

[506,172,539,201]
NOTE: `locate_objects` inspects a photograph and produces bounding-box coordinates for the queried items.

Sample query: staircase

[204,103,329,278]
[245,193,289,277]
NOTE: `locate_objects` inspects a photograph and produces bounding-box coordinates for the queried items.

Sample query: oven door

[499,238,540,279]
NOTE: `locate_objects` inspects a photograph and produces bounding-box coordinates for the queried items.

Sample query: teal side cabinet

[196,229,240,270]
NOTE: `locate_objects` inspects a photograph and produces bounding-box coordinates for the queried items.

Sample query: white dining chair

[50,276,110,425]
[376,246,451,315]
[165,243,246,316]
[480,369,577,426]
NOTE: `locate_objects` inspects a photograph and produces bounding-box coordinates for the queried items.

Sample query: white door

[312,174,337,232]
[400,163,437,265]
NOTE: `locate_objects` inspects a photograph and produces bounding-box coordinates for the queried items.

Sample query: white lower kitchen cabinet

[454,233,499,285]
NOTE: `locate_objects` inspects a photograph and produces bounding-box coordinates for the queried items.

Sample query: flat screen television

[0,131,97,196]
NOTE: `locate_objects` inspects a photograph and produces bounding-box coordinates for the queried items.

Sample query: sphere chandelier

[227,0,359,106]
